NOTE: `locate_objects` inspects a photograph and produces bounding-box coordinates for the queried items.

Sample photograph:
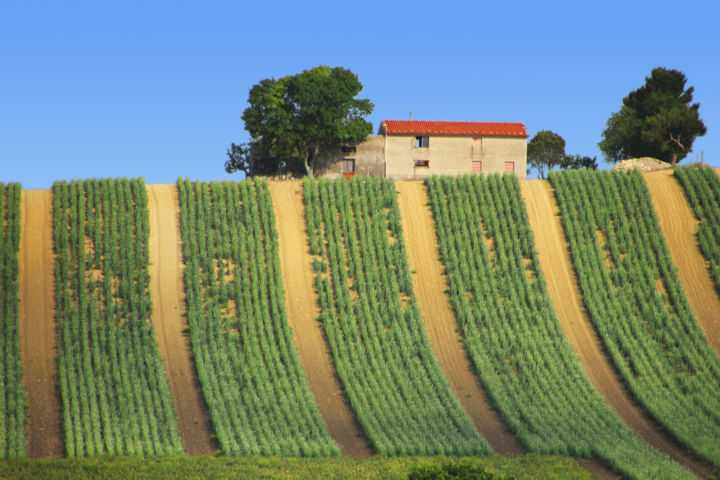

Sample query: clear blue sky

[1,1,718,188]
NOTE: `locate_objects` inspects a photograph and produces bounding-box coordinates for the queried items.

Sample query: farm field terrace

[7,174,720,480]
[424,174,691,479]
[176,179,338,456]
[549,169,720,467]
[303,177,489,456]
[674,165,720,295]
[0,182,26,458]
[52,179,182,456]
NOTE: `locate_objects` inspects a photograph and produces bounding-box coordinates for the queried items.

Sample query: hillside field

[5,170,720,479]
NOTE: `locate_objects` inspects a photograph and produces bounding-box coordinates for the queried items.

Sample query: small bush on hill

[409,461,514,480]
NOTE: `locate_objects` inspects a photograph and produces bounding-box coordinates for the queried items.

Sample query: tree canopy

[527,130,597,178]
[527,130,566,179]
[226,66,374,178]
[599,67,706,165]
[560,154,597,171]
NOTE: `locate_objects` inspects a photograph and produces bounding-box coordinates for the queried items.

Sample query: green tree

[227,66,373,178]
[560,154,597,171]
[599,67,706,165]
[527,130,566,179]
[224,142,296,177]
[224,142,252,175]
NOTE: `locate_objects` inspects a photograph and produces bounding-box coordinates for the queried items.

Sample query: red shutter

[504,161,515,173]
[472,161,482,173]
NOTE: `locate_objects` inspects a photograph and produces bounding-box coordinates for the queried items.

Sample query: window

[341,145,357,153]
[472,160,482,173]
[342,158,355,174]
[504,161,515,173]
[415,135,429,148]
[414,159,430,168]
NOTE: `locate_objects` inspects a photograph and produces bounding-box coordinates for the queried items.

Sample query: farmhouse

[317,120,529,180]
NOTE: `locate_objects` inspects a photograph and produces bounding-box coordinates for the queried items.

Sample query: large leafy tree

[599,67,706,165]
[226,66,373,178]
[527,130,566,179]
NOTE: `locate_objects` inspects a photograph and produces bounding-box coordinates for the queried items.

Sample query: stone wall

[316,135,385,178]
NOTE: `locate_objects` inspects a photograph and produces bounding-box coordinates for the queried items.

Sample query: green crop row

[549,169,720,467]
[425,174,691,479]
[303,177,490,456]
[52,179,182,457]
[177,178,338,456]
[674,165,720,296]
[0,183,26,458]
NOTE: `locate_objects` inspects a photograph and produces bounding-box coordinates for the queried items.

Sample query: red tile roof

[381,120,528,138]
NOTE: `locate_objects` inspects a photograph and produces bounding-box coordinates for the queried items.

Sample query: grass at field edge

[0,454,594,479]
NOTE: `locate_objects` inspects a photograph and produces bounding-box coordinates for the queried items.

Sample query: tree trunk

[304,146,320,179]
[671,153,677,166]
[304,154,313,179]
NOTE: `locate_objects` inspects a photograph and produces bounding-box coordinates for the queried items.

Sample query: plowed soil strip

[395,181,522,455]
[18,190,63,457]
[268,181,370,457]
[645,170,720,353]
[520,179,710,478]
[147,185,214,455]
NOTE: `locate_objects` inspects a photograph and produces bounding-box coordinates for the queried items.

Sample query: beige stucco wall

[384,135,527,180]
[480,137,528,178]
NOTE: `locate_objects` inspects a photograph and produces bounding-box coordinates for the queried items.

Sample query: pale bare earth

[520,179,711,479]
[18,190,63,457]
[645,170,720,353]
[268,180,370,457]
[395,181,522,455]
[147,185,214,455]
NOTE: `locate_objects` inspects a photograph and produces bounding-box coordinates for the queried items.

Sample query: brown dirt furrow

[520,179,710,478]
[268,180,370,457]
[147,184,214,455]
[645,170,720,353]
[18,190,63,457]
[395,181,522,455]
